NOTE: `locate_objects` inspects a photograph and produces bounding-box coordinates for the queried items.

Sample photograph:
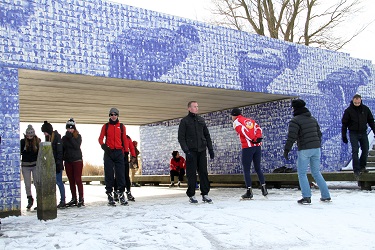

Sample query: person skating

[178,101,214,204]
[62,118,85,207]
[231,108,268,199]
[98,108,134,206]
[284,99,331,204]
[342,94,375,180]
[20,125,41,210]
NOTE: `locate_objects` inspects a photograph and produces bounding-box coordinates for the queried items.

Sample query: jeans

[349,131,369,173]
[56,171,65,203]
[241,146,265,188]
[297,148,330,199]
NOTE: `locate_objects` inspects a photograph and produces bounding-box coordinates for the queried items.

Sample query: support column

[35,142,57,220]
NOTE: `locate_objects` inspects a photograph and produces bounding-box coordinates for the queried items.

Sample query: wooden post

[35,142,57,220]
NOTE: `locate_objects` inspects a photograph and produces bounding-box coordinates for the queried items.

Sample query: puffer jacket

[284,109,321,151]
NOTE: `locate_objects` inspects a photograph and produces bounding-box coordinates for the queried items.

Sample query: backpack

[105,122,125,148]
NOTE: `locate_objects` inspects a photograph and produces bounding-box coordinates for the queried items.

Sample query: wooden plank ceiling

[19,69,293,125]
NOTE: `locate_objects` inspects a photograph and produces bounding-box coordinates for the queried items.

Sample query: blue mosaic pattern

[0,65,21,212]
[0,0,374,213]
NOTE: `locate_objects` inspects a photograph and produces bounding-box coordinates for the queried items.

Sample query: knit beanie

[41,121,53,135]
[25,124,35,137]
[291,99,306,109]
[231,108,242,116]
[66,118,76,129]
[109,107,119,116]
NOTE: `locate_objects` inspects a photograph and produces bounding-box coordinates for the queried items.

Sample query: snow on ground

[0,182,374,250]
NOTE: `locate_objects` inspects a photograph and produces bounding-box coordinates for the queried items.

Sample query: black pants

[114,152,130,192]
[185,150,210,197]
[104,150,125,193]
[170,169,185,182]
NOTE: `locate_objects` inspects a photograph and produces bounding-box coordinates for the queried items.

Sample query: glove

[342,136,348,144]
[101,144,111,155]
[185,151,193,161]
[283,150,289,160]
[65,131,73,138]
[209,150,215,160]
[253,138,263,143]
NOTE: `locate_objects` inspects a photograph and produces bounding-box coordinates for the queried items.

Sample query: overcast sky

[110,0,375,63]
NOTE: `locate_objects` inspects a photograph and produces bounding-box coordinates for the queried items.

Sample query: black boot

[113,192,119,202]
[77,197,85,207]
[241,188,253,199]
[106,192,116,206]
[126,191,135,202]
[26,196,34,209]
[118,191,128,206]
[261,184,268,196]
[66,198,77,207]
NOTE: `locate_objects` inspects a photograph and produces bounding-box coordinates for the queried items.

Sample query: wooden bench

[62,176,105,185]
[63,172,375,190]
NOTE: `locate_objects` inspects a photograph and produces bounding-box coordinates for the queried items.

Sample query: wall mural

[238,45,301,92]
[108,25,200,80]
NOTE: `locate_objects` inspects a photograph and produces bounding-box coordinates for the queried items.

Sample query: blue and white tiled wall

[140,100,293,175]
[0,0,374,214]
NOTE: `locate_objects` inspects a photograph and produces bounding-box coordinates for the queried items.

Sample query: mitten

[209,150,215,160]
[283,150,290,160]
[101,144,111,155]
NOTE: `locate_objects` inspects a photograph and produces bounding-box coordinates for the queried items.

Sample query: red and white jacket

[233,115,262,148]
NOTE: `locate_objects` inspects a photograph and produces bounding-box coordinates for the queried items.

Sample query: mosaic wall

[0,0,374,214]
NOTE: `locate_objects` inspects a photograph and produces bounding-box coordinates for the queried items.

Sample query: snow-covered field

[1,182,374,250]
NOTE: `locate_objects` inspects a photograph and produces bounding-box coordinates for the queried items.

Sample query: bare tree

[209,0,370,50]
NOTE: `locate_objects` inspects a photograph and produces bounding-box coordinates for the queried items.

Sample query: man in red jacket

[98,107,131,206]
[231,108,268,199]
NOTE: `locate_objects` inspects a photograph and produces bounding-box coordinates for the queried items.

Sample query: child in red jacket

[169,151,186,187]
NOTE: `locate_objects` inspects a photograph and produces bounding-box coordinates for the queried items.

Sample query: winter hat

[25,124,35,137]
[66,118,76,129]
[41,121,53,135]
[231,108,242,116]
[291,99,306,109]
[172,151,179,157]
[109,107,119,116]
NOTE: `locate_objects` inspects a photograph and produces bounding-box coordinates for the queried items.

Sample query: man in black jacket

[342,94,375,179]
[284,99,331,204]
[178,101,214,204]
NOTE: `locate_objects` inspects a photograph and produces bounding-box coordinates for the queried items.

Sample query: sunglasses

[110,113,118,116]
